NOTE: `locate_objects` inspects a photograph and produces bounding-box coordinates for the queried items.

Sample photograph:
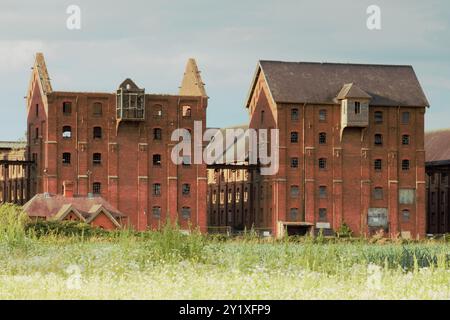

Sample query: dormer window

[354,101,361,114]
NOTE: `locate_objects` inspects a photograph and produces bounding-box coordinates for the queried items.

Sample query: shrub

[25,220,107,238]
[0,204,29,247]
[336,222,353,238]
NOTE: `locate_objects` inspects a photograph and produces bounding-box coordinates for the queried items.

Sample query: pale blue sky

[0,0,449,140]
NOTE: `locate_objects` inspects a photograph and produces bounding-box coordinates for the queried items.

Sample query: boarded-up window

[93,102,102,116]
[399,189,415,204]
[290,208,298,220]
[290,185,299,197]
[152,206,161,218]
[368,208,388,227]
[181,207,191,220]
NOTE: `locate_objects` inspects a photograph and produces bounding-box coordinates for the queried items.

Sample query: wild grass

[0,205,449,299]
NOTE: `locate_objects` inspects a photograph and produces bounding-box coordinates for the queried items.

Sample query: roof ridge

[259,60,413,68]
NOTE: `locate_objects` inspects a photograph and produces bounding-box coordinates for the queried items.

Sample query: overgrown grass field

[0,204,449,299]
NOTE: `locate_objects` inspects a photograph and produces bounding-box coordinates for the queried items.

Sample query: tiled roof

[425,129,450,163]
[22,193,125,219]
[247,60,429,107]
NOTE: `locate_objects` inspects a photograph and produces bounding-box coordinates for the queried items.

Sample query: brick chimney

[63,180,74,198]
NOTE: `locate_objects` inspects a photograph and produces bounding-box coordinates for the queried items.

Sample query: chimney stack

[63,180,74,198]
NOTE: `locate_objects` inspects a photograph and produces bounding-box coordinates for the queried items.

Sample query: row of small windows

[289,157,411,171]
[61,152,167,167]
[288,207,411,222]
[151,206,191,220]
[63,102,102,116]
[61,101,192,118]
[61,126,167,141]
[290,131,410,146]
[288,108,411,124]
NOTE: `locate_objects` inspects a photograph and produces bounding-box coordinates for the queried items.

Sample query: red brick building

[425,129,450,234]
[26,53,208,231]
[242,60,429,238]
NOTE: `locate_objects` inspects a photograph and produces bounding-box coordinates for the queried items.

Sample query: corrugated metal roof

[425,129,450,162]
[247,60,429,107]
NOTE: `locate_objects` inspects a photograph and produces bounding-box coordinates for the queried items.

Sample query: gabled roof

[23,194,125,219]
[336,83,372,100]
[425,129,450,163]
[86,204,121,228]
[179,58,207,97]
[52,204,86,222]
[246,60,429,108]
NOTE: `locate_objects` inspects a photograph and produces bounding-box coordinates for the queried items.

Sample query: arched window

[153,105,163,118]
[290,132,298,143]
[93,153,102,165]
[319,109,327,121]
[93,127,102,139]
[402,159,410,171]
[318,158,327,170]
[153,183,161,196]
[153,128,162,140]
[374,159,382,171]
[374,187,383,200]
[181,207,191,220]
[153,154,161,166]
[152,206,161,219]
[402,135,410,145]
[374,134,383,146]
[319,132,327,144]
[291,108,299,121]
[93,102,102,116]
[92,182,101,195]
[182,183,190,195]
[62,152,71,164]
[182,105,192,118]
[402,209,410,222]
[62,126,72,139]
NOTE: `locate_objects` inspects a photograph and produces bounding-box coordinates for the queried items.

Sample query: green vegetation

[0,204,449,299]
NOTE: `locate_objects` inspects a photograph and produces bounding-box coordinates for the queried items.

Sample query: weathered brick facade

[26,53,208,231]
[243,61,429,238]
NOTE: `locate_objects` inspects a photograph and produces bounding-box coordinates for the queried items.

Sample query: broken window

[62,152,71,165]
[402,209,410,222]
[62,126,72,139]
[182,184,190,195]
[153,154,161,166]
[319,132,327,144]
[290,131,298,143]
[374,134,383,146]
[402,135,410,145]
[93,127,102,139]
[182,105,192,118]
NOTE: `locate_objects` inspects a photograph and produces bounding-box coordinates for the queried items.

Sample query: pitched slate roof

[425,129,450,163]
[336,83,372,100]
[246,60,429,107]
